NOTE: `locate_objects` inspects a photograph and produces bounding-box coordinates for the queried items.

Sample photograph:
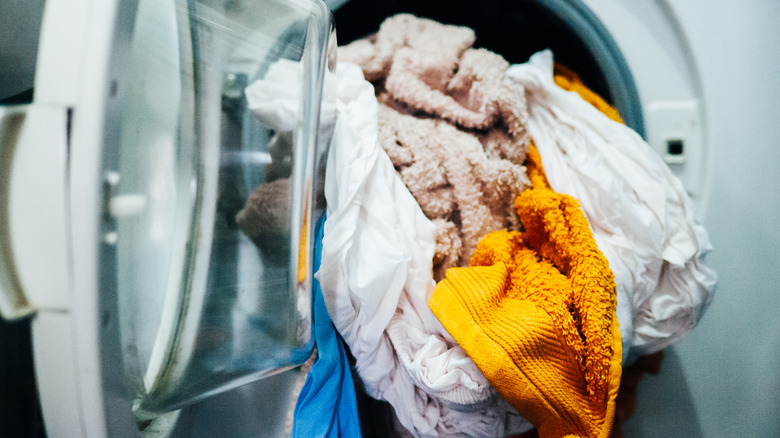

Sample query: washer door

[0,0,335,436]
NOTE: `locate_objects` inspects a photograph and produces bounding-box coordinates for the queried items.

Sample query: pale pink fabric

[340,14,531,279]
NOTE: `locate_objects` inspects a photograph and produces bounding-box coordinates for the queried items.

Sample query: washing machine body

[615,1,780,437]
[4,0,774,437]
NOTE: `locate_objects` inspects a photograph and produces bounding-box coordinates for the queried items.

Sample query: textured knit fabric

[506,51,716,360]
[377,104,529,280]
[291,215,362,438]
[340,14,531,277]
[339,14,527,138]
[429,145,622,438]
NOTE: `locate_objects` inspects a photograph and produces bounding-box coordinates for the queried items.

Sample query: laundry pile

[243,14,716,438]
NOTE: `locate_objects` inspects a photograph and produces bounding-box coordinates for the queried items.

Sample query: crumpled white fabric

[248,60,531,437]
[506,51,717,361]
[245,59,338,131]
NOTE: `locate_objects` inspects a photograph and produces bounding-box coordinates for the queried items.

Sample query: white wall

[624,1,780,436]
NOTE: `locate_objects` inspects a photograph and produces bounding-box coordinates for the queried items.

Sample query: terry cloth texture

[506,51,717,360]
[340,14,531,280]
[378,105,529,281]
[429,145,622,438]
[236,177,291,265]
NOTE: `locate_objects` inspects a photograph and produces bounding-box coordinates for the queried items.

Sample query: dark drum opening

[334,0,646,137]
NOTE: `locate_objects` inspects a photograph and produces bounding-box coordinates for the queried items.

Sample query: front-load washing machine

[3,0,770,437]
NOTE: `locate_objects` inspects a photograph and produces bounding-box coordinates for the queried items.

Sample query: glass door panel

[107,0,334,423]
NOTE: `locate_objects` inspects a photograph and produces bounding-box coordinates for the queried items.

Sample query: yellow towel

[428,145,621,438]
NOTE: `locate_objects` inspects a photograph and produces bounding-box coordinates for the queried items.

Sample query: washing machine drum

[334,0,708,205]
[335,0,645,135]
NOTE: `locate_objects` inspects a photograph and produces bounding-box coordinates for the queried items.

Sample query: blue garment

[291,215,362,438]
